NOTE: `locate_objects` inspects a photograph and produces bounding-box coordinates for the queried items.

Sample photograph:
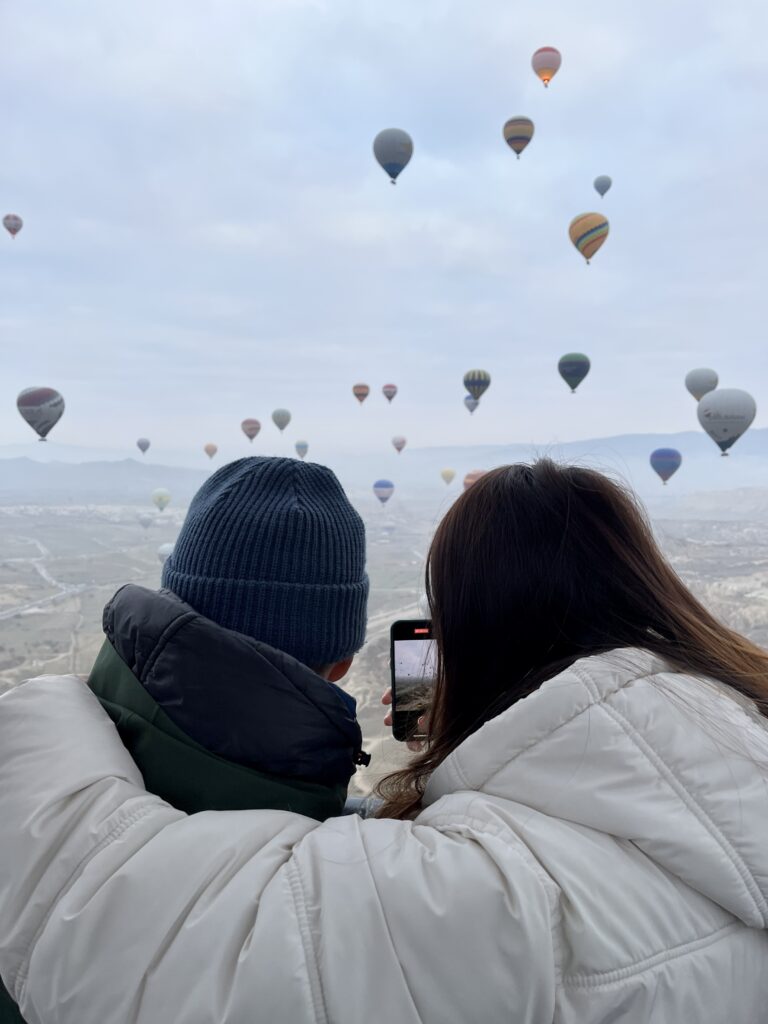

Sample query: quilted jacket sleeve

[0,677,555,1024]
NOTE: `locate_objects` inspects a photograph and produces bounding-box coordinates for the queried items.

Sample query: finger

[381,689,392,706]
[383,711,392,726]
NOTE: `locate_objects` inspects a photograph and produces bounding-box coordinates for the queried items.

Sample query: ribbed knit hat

[162,457,368,666]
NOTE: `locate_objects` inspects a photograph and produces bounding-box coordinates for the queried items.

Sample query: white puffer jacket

[1,649,768,1024]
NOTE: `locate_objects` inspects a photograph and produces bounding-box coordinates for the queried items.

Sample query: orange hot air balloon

[204,443,218,459]
[532,46,561,87]
[569,213,609,264]
[353,383,370,404]
[463,469,486,491]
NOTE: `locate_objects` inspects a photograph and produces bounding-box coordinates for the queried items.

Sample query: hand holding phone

[390,620,436,743]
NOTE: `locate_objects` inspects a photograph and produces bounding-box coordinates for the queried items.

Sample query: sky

[2,0,767,466]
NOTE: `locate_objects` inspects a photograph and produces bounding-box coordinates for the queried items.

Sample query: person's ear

[326,657,354,683]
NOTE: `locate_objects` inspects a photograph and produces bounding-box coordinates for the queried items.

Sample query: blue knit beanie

[162,457,368,666]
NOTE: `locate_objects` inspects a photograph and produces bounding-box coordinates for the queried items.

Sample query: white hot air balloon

[685,368,718,401]
[152,488,171,512]
[697,388,756,455]
[157,542,174,566]
[272,409,291,432]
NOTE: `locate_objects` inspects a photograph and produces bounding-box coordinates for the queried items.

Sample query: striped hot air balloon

[558,353,591,393]
[392,436,407,454]
[382,383,398,403]
[650,448,682,484]
[16,387,65,441]
[503,117,535,159]
[353,383,370,404]
[241,418,261,441]
[569,213,609,264]
[532,47,562,87]
[463,369,491,401]
[373,479,395,504]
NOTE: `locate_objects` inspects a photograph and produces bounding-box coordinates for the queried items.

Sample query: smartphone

[390,619,437,742]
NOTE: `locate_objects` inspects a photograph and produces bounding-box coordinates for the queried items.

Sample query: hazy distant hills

[0,428,765,507]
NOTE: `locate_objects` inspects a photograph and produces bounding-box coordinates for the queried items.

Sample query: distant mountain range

[0,428,765,508]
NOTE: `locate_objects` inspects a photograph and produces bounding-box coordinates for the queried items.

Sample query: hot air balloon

[138,513,153,530]
[152,488,171,512]
[569,213,609,264]
[241,418,261,441]
[532,47,562,87]
[3,214,23,238]
[157,542,174,566]
[136,438,150,455]
[353,384,370,404]
[650,448,682,484]
[373,479,395,504]
[382,383,398,403]
[440,468,456,485]
[503,117,535,159]
[373,129,413,184]
[697,389,756,455]
[204,443,218,459]
[685,368,718,402]
[463,470,486,490]
[594,175,612,198]
[558,353,591,393]
[272,409,291,432]
[16,387,65,441]
[295,440,309,460]
[464,394,479,414]
[463,370,491,401]
[392,436,407,454]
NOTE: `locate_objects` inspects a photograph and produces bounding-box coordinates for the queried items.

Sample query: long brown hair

[376,460,768,819]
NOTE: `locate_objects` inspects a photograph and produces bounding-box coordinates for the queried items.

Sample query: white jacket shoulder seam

[286,859,329,1024]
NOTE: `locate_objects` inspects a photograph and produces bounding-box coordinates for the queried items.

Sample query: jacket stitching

[139,611,198,683]
[14,804,156,1002]
[563,921,741,989]
[578,674,768,925]
[286,860,329,1024]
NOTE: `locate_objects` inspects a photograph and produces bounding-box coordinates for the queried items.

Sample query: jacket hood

[425,648,768,929]
[102,584,366,786]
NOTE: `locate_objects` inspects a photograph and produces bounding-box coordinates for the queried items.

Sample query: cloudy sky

[2,0,766,466]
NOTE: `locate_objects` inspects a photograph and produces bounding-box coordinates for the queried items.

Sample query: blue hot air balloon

[594,175,612,197]
[373,129,413,184]
[650,448,682,484]
[464,394,479,414]
[373,479,395,504]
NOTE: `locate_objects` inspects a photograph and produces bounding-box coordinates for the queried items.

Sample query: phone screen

[390,620,436,742]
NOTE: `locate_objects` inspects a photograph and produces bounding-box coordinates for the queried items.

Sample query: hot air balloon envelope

[697,389,756,454]
[373,129,413,183]
[204,444,218,459]
[382,383,398,403]
[650,448,682,484]
[295,441,309,459]
[353,383,370,404]
[152,488,171,512]
[464,394,479,414]
[558,353,591,392]
[569,213,609,263]
[463,369,491,401]
[272,409,291,432]
[685,368,718,402]
[137,438,150,454]
[503,117,535,158]
[373,479,395,504]
[138,513,153,530]
[593,175,612,197]
[532,47,562,86]
[241,418,261,441]
[16,387,65,441]
[3,214,23,238]
[463,470,486,490]
[392,436,407,453]
[440,468,456,485]
[157,542,174,566]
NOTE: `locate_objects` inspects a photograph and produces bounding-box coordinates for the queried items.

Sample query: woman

[1,460,767,1023]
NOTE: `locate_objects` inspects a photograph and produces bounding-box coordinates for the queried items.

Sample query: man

[0,456,370,1023]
